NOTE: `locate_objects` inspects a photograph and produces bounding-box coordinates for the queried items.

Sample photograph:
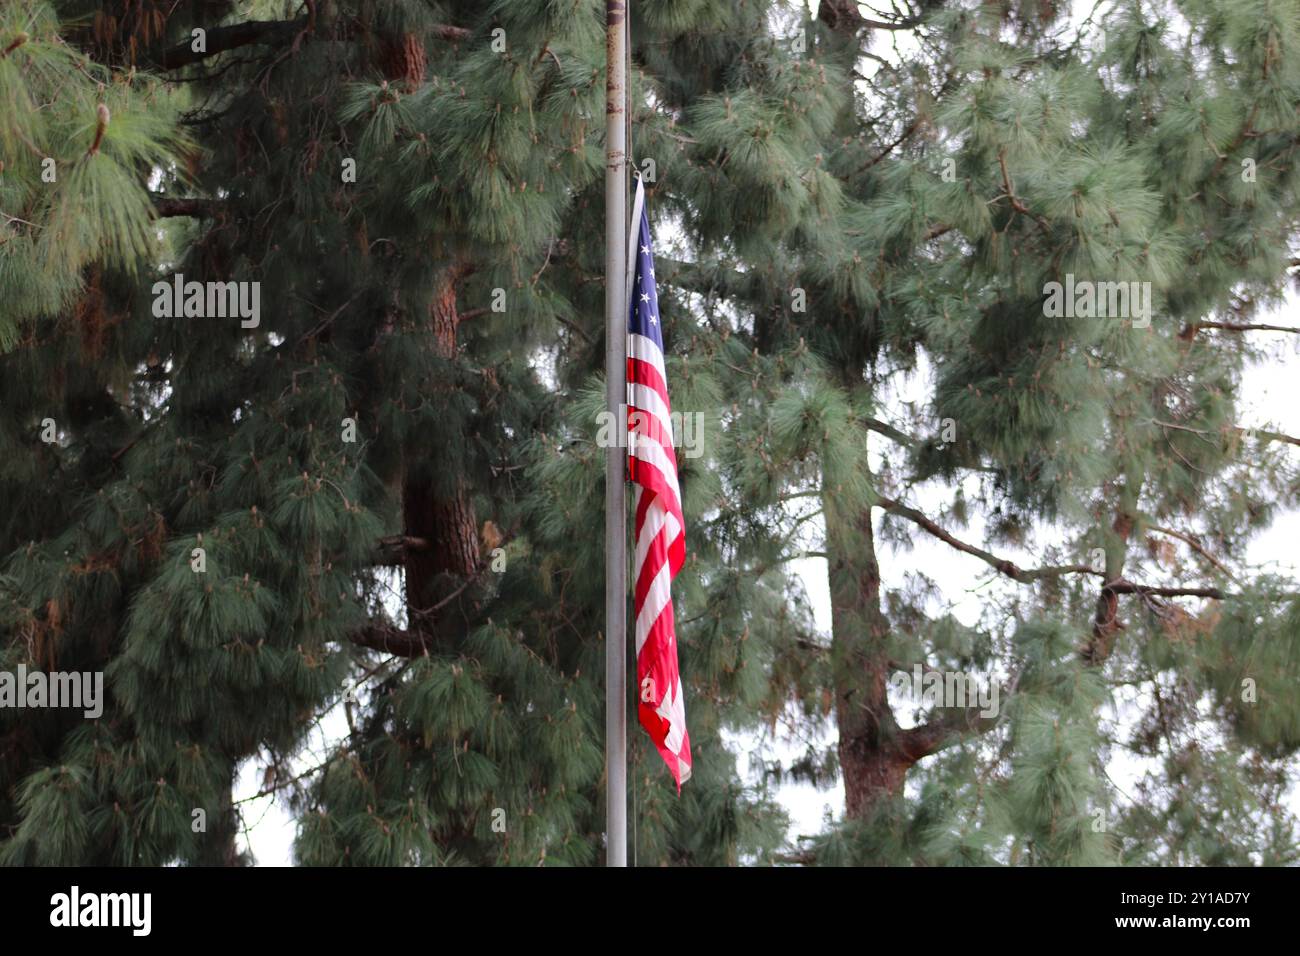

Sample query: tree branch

[817,0,924,32]
[854,116,922,175]
[996,147,1052,236]
[1106,582,1225,599]
[1148,525,1238,581]
[900,702,1001,762]
[153,196,220,218]
[349,623,433,657]
[875,495,1098,583]
[1152,420,1300,449]
[373,535,431,566]
[152,18,311,70]
[1187,321,1300,335]
[1242,426,1300,448]
[863,416,916,446]
[148,17,469,71]
[873,496,1285,605]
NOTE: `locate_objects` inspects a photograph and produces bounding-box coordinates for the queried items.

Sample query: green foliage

[2,0,1299,868]
[0,0,187,347]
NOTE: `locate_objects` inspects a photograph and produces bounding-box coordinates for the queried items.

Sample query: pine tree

[3,0,1299,869]
[0,0,826,866]
[672,0,1300,864]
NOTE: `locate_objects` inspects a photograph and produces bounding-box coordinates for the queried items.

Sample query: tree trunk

[826,500,908,819]
[1082,507,1136,666]
[193,774,245,866]
[402,262,480,635]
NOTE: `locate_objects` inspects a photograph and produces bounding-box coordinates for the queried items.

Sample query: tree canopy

[1,0,1299,866]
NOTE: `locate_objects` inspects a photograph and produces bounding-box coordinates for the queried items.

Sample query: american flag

[626,177,692,788]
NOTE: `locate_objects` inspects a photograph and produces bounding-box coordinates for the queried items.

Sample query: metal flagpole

[604,0,629,868]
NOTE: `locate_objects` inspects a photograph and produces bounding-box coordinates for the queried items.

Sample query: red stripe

[634,484,653,538]
[667,528,685,576]
[633,511,686,611]
[626,404,676,453]
[627,357,670,407]
[627,432,683,504]
[629,461,683,535]
[627,319,691,790]
[627,443,682,503]
[638,596,677,658]
[628,432,681,504]
[634,516,671,609]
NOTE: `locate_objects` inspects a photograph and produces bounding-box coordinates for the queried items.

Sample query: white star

[640,244,650,255]
[640,293,650,302]
[649,313,657,325]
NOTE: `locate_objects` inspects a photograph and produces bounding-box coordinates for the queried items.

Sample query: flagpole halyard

[604,0,629,869]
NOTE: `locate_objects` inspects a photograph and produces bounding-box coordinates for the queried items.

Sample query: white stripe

[662,678,687,753]
[629,436,682,514]
[634,492,682,657]
[635,498,667,573]
[636,502,681,571]
[627,332,667,381]
[635,560,673,656]
[628,383,674,444]
[625,177,646,312]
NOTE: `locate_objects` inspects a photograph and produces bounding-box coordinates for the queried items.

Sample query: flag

[626,176,692,789]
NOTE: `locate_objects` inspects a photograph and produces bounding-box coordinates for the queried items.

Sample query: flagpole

[604,0,629,868]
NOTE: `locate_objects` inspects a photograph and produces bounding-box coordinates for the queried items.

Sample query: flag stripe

[629,431,682,509]
[626,177,692,790]
[628,335,669,389]
[627,383,674,442]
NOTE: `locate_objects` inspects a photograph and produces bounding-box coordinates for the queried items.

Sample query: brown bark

[1082,510,1135,666]
[378,32,427,90]
[147,16,469,72]
[841,741,913,817]
[827,503,906,819]
[402,262,480,637]
[402,479,479,607]
[826,482,1007,819]
[153,197,219,218]
[817,0,923,33]
[351,623,434,657]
